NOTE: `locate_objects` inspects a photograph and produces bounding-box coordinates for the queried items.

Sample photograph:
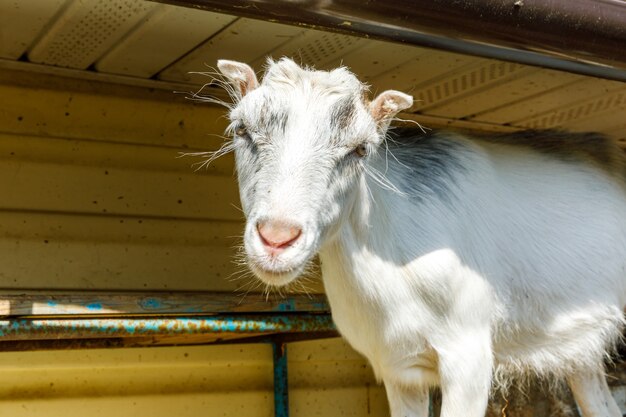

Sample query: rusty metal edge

[0,314,336,341]
[0,331,340,351]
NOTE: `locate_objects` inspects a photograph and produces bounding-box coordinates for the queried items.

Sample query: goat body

[216,58,626,417]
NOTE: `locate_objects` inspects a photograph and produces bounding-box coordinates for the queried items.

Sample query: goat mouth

[242,221,317,287]
[248,260,303,287]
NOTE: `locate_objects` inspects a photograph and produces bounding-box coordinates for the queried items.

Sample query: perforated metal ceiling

[0,0,624,142]
[28,0,155,69]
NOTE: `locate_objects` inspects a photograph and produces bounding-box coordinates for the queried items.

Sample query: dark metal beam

[154,0,626,82]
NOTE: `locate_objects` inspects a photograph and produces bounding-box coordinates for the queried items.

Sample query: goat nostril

[257,221,302,249]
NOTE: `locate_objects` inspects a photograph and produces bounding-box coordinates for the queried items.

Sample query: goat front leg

[437,330,493,417]
[568,370,622,417]
[385,383,430,417]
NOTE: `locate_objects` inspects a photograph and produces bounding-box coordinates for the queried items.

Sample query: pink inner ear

[239,80,250,97]
[370,93,396,122]
[217,60,259,98]
[370,91,413,123]
[370,99,383,121]
[241,70,258,96]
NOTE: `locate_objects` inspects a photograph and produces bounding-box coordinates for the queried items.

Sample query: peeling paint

[0,314,336,340]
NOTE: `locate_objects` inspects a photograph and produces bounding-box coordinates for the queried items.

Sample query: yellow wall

[0,70,376,415]
[0,71,235,291]
[0,339,388,417]
[0,69,325,292]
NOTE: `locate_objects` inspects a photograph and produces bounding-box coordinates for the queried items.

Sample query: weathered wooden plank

[0,291,330,317]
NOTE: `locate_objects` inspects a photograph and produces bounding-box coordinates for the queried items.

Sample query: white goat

[216,57,626,417]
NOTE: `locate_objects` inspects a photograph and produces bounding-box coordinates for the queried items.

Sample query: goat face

[218,58,412,287]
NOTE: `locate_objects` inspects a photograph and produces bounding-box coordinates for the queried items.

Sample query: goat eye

[235,123,250,139]
[354,144,368,158]
[234,125,248,138]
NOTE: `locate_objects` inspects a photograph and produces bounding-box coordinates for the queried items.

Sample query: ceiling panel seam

[468,78,585,123]
[416,65,535,113]
[510,88,626,128]
[155,17,242,80]
[90,5,167,74]
[20,0,74,60]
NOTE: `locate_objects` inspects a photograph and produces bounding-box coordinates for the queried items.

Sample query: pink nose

[257,220,302,249]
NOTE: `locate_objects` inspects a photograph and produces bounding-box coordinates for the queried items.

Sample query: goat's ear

[369,90,413,126]
[217,60,259,98]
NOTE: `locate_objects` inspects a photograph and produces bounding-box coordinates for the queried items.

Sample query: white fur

[217,58,626,417]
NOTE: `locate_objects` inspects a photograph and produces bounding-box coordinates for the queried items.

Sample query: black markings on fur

[258,99,288,135]
[481,129,626,179]
[383,128,467,203]
[485,130,615,166]
[383,128,626,205]
[330,97,356,132]
[266,110,288,134]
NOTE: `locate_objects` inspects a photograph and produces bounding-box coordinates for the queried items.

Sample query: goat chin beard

[248,262,302,287]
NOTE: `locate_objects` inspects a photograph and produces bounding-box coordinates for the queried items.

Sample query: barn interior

[0,0,625,416]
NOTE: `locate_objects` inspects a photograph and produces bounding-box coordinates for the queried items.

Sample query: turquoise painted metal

[272,341,289,417]
[0,314,336,340]
[0,308,337,417]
